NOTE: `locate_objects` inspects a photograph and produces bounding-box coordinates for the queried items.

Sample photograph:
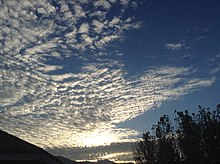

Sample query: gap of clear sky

[0,0,220,162]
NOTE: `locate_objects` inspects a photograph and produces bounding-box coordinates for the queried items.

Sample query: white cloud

[73,3,87,19]
[120,0,130,6]
[95,35,120,48]
[165,43,184,50]
[93,0,112,10]
[92,19,105,33]
[216,53,220,58]
[51,73,76,82]
[0,57,214,149]
[78,23,90,34]
[109,17,121,27]
[211,66,220,74]
[81,34,95,45]
[38,65,63,73]
[131,1,139,8]
[108,0,117,3]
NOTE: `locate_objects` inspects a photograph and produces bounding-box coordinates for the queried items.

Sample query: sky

[0,0,220,162]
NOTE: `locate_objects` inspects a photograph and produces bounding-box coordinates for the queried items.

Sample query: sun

[82,131,116,147]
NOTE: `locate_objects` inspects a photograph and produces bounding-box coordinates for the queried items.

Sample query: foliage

[133,104,220,164]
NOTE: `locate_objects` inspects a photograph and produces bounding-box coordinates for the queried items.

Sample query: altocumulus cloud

[0,0,215,162]
[164,43,185,51]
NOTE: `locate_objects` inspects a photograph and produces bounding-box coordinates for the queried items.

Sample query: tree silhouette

[133,104,220,164]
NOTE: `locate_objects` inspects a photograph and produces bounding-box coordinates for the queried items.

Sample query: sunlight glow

[82,131,117,147]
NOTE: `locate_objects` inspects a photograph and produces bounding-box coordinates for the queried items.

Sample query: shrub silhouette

[133,104,220,164]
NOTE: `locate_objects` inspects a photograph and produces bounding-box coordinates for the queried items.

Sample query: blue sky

[0,0,220,162]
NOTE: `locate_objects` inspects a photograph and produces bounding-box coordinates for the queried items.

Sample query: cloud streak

[47,142,136,162]
[165,43,185,50]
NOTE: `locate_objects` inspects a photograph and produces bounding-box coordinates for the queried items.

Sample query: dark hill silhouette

[56,156,78,164]
[0,129,64,164]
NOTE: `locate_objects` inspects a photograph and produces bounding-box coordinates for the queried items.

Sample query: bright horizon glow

[82,131,117,147]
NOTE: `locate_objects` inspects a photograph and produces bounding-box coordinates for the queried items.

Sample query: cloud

[0,0,142,55]
[216,53,220,58]
[93,0,112,10]
[92,19,105,33]
[0,0,216,162]
[209,53,220,74]
[38,65,63,73]
[0,58,214,149]
[211,66,220,74]
[165,43,184,50]
[78,23,90,34]
[120,0,130,6]
[47,141,136,162]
